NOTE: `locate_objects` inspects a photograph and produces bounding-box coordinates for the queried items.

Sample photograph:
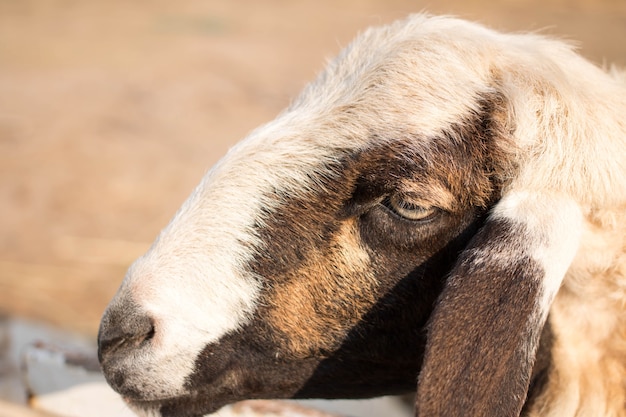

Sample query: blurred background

[1,0,625,343]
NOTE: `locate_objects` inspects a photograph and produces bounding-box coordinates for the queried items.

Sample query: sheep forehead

[291,15,501,132]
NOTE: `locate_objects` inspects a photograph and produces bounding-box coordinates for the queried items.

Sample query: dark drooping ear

[415,191,582,417]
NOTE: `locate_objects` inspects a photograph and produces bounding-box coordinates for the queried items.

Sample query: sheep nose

[98,304,155,364]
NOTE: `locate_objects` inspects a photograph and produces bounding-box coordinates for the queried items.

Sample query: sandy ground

[1,0,625,338]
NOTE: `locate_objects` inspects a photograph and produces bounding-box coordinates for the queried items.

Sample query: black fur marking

[292,219,484,399]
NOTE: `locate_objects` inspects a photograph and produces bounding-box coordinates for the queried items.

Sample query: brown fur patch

[265,219,379,358]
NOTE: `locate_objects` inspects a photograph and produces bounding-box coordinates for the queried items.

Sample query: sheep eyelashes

[98,15,626,417]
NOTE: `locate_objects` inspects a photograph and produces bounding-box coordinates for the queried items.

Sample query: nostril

[98,333,127,360]
[145,323,155,341]
[98,309,155,363]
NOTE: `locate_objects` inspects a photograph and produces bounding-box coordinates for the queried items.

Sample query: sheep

[97,14,626,417]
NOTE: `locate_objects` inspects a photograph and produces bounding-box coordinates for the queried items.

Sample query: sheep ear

[415,191,582,417]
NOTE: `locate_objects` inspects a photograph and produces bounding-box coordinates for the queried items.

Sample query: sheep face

[97,15,603,417]
[99,109,501,417]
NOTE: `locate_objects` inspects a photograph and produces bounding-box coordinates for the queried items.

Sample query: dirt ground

[1,0,625,337]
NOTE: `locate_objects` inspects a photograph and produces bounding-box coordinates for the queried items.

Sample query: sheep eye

[382,195,439,222]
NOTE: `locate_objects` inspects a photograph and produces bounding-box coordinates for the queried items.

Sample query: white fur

[491,191,583,321]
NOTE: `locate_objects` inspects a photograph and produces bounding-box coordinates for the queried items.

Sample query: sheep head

[97,14,625,417]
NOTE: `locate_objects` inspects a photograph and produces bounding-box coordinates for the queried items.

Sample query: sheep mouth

[123,393,225,417]
[122,359,316,417]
